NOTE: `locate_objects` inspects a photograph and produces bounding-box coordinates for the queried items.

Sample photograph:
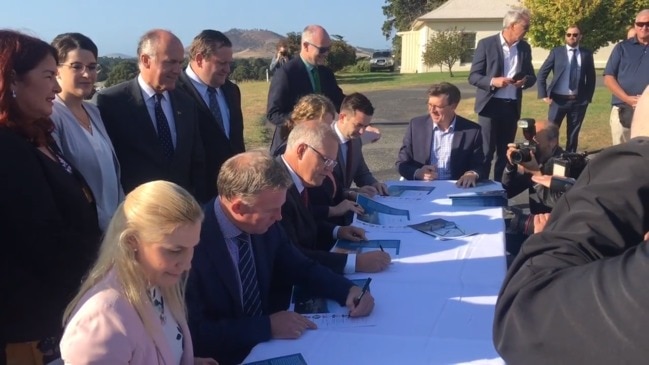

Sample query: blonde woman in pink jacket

[60,180,218,365]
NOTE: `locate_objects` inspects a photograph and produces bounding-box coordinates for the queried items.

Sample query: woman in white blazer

[50,33,123,231]
[60,180,217,365]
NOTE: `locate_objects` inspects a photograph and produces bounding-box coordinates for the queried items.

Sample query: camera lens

[511,148,532,164]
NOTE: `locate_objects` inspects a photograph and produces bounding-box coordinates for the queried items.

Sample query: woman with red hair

[0,30,100,365]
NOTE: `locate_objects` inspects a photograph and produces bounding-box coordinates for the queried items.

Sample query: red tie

[300,188,309,207]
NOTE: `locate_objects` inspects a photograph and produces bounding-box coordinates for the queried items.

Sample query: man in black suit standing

[279,121,391,275]
[266,24,345,153]
[537,25,596,152]
[95,29,207,201]
[186,150,375,365]
[469,8,536,182]
[396,82,485,188]
[177,30,245,198]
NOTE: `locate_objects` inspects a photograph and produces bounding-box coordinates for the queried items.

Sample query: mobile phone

[512,72,526,81]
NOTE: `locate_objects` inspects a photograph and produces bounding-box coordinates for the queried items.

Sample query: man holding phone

[469,8,536,182]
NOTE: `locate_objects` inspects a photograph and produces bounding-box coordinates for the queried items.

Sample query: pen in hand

[353,277,372,307]
[379,244,385,252]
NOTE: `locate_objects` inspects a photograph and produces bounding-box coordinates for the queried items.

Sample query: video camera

[510,118,537,164]
[551,150,599,180]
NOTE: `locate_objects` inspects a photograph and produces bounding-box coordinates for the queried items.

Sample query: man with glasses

[396,82,484,188]
[469,8,536,182]
[267,24,345,154]
[604,9,649,145]
[537,25,596,152]
[279,121,391,276]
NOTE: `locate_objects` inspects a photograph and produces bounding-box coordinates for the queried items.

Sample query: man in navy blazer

[266,24,345,154]
[537,25,596,152]
[186,150,375,365]
[176,30,245,198]
[469,8,536,182]
[396,82,484,187]
[95,29,207,201]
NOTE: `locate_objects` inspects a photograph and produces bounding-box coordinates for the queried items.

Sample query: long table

[244,180,507,364]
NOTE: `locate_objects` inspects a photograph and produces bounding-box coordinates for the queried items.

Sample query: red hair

[0,30,58,146]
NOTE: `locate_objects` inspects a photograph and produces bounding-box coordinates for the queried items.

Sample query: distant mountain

[102,53,135,59]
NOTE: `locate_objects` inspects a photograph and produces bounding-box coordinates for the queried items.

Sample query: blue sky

[2,0,393,56]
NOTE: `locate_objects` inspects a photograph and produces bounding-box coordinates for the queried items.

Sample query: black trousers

[478,98,519,182]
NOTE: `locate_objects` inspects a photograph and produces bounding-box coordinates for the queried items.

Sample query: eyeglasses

[59,62,101,73]
[635,21,649,28]
[306,42,331,55]
[306,144,337,168]
[566,33,580,37]
[427,103,450,110]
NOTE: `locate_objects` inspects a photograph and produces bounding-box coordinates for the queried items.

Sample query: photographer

[270,39,291,74]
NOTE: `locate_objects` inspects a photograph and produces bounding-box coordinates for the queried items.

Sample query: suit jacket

[186,199,352,365]
[334,137,378,190]
[494,137,649,364]
[176,72,245,198]
[277,159,347,273]
[0,128,100,344]
[468,33,536,116]
[60,270,195,365]
[537,45,596,103]
[266,57,345,153]
[396,115,485,180]
[51,97,124,231]
[94,78,208,202]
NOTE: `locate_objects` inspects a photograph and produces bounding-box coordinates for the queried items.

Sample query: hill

[225,28,284,59]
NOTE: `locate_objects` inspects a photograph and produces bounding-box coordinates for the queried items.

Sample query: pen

[379,244,385,252]
[353,278,372,306]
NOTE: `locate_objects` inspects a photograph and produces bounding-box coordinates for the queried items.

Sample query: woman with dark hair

[51,32,123,231]
[0,30,100,365]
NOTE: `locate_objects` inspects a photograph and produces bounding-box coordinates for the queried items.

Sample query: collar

[499,32,519,48]
[566,45,580,52]
[332,122,349,144]
[300,55,316,71]
[433,116,457,132]
[213,197,242,240]
[185,65,216,95]
[137,74,169,102]
[280,155,305,193]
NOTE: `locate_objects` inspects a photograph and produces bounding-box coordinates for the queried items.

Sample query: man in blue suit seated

[396,82,485,187]
[186,150,375,365]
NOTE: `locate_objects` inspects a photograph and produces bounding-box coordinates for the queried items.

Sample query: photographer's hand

[533,213,551,234]
[520,151,542,176]
[506,144,518,166]
[531,174,553,188]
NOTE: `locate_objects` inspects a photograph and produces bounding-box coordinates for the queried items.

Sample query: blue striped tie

[237,233,262,316]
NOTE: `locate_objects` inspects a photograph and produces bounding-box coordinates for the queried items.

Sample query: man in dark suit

[266,24,345,153]
[95,29,207,201]
[469,8,536,182]
[396,82,484,188]
[177,30,245,198]
[537,25,596,152]
[186,150,375,365]
[494,86,649,364]
[279,121,391,274]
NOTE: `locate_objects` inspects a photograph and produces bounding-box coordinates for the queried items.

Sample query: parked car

[369,51,394,72]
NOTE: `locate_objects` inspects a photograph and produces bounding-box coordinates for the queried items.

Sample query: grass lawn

[240,70,613,152]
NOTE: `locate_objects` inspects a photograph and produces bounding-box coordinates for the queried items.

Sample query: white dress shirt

[554,46,582,96]
[494,32,521,100]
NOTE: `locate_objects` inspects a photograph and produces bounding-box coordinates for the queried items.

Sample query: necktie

[569,49,579,91]
[311,67,321,93]
[154,94,174,161]
[345,140,354,186]
[237,233,262,317]
[300,188,309,207]
[207,87,227,136]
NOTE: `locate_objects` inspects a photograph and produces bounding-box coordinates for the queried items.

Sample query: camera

[551,150,597,179]
[510,118,537,164]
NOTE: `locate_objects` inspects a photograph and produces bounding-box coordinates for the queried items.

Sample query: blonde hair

[280,94,335,140]
[62,180,204,336]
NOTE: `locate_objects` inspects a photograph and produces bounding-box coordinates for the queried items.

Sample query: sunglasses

[635,21,649,28]
[566,33,580,37]
[306,42,331,55]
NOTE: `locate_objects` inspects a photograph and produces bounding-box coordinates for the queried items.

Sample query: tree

[422,28,469,76]
[285,32,301,56]
[524,0,647,52]
[381,0,447,62]
[326,36,357,73]
[104,60,138,87]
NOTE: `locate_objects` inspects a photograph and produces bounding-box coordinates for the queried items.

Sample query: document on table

[353,195,411,228]
[243,353,308,365]
[386,184,436,199]
[409,218,477,240]
[334,239,401,255]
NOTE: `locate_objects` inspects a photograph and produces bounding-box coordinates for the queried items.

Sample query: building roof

[417,0,520,21]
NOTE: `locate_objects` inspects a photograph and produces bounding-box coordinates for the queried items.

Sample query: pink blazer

[60,270,194,365]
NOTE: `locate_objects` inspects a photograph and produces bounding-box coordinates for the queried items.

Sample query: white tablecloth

[244,181,506,364]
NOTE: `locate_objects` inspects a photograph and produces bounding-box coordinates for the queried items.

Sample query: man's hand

[531,174,553,188]
[625,95,641,107]
[492,77,514,88]
[506,144,518,166]
[533,213,551,234]
[329,200,364,217]
[357,185,378,197]
[371,182,389,196]
[355,251,391,272]
[512,76,527,88]
[456,171,478,188]
[194,358,219,365]
[415,165,437,181]
[270,311,317,339]
[337,225,367,241]
[519,151,542,176]
[542,97,552,104]
[345,285,375,317]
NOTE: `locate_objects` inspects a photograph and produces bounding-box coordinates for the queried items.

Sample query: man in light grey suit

[537,25,596,152]
[469,8,536,182]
